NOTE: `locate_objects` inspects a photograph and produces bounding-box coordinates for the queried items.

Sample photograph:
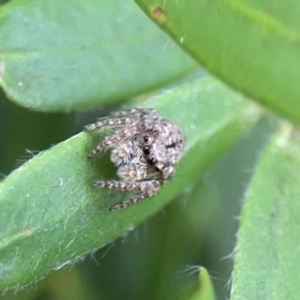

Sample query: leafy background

[0,0,299,299]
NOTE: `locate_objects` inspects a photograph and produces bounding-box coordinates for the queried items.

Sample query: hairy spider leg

[110,108,158,119]
[92,179,161,210]
[85,117,139,131]
[116,163,147,181]
[109,194,146,210]
[87,126,140,159]
[111,108,159,130]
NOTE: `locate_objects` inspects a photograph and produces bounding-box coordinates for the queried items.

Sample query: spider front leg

[111,108,159,130]
[109,193,147,210]
[87,127,138,159]
[110,108,158,119]
[85,117,139,131]
[92,179,161,210]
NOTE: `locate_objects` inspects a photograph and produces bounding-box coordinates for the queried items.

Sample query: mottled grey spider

[85,108,185,210]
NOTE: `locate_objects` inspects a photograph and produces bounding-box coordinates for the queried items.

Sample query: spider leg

[92,179,160,192]
[110,108,158,119]
[109,193,146,210]
[116,163,147,181]
[87,127,139,159]
[85,117,139,131]
[111,108,159,130]
[92,179,161,210]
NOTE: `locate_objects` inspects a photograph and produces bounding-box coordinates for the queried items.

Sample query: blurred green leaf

[135,0,300,124]
[146,177,220,300]
[231,124,300,299]
[178,267,216,300]
[0,0,196,112]
[0,77,262,290]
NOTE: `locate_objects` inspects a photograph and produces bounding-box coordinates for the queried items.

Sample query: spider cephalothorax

[85,108,185,210]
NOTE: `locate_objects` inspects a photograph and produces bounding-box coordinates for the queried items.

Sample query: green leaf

[178,267,216,300]
[0,77,261,290]
[146,177,221,299]
[135,0,300,124]
[231,124,300,299]
[0,0,196,112]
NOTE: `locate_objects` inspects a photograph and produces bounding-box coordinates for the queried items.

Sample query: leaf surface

[0,77,261,289]
[0,0,195,111]
[232,124,300,299]
[135,0,300,124]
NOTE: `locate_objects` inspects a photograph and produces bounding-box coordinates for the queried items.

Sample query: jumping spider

[85,108,185,210]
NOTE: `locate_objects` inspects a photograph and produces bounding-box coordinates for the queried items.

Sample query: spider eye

[143,136,149,143]
[147,156,155,165]
[143,146,150,155]
[155,167,160,172]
